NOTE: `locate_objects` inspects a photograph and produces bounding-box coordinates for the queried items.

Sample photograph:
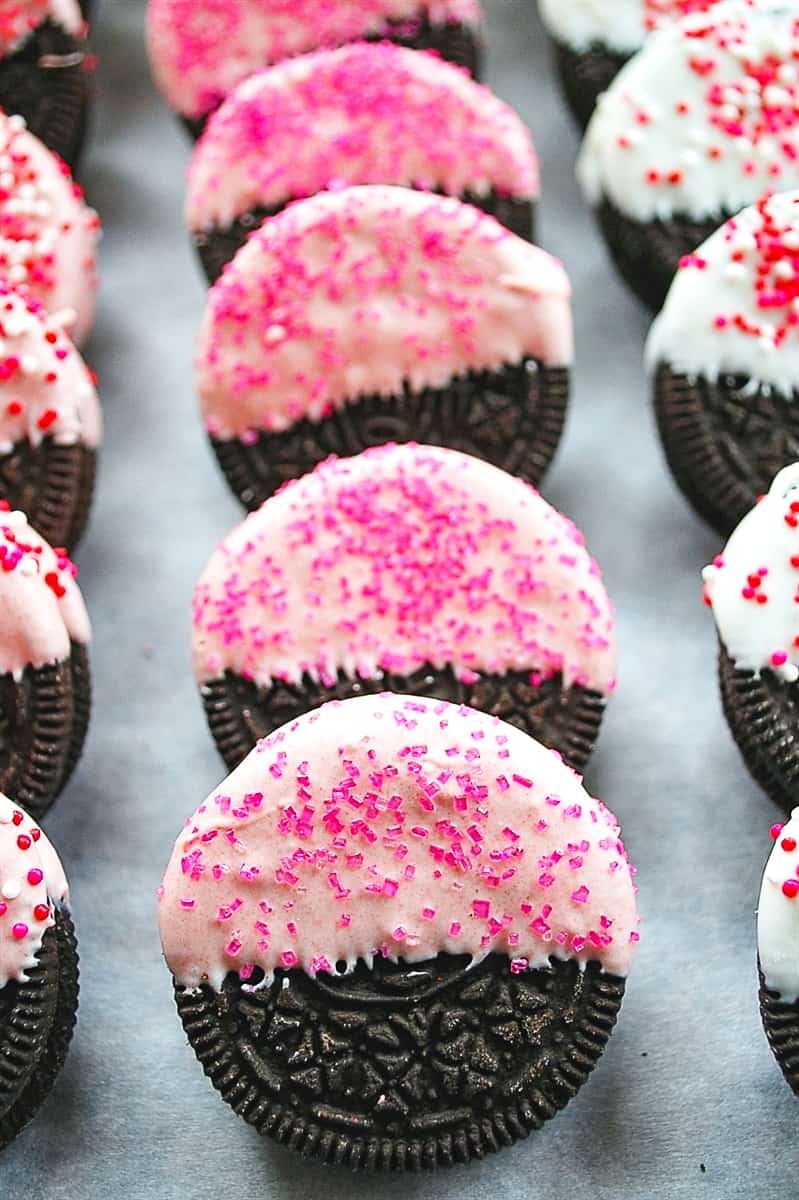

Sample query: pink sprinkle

[571,885,590,904]
[510,957,528,974]
[472,899,490,919]
[449,921,462,937]
[382,878,399,897]
[422,907,435,920]
[281,950,298,967]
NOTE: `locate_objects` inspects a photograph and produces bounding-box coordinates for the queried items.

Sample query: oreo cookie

[147,0,484,137]
[0,798,78,1150]
[175,953,625,1169]
[198,186,572,508]
[577,7,799,312]
[703,465,799,817]
[0,8,92,170]
[186,41,538,284]
[0,284,101,553]
[648,193,799,537]
[547,39,628,131]
[159,695,640,1170]
[0,512,92,822]
[193,444,616,773]
[756,813,799,1097]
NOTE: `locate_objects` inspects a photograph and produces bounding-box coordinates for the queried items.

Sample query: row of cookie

[141,0,648,1167]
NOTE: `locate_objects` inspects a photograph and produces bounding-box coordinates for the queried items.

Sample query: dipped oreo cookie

[703,464,799,816]
[0,509,91,820]
[648,192,799,538]
[0,283,100,551]
[147,0,484,136]
[578,3,799,312]
[538,0,721,130]
[194,444,616,773]
[0,1,92,169]
[197,185,572,510]
[159,694,639,1169]
[187,41,538,284]
[0,794,78,1150]
[757,812,799,1096]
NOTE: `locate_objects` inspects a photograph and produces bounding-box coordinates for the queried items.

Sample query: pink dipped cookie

[187,41,539,283]
[160,693,639,1170]
[197,185,572,509]
[0,1,92,169]
[0,112,99,347]
[757,811,799,1095]
[0,283,100,550]
[0,506,91,819]
[147,0,484,136]
[194,444,616,772]
[0,793,78,1149]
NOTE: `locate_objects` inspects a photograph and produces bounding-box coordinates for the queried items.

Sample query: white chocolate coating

[578,2,799,223]
[758,808,799,1003]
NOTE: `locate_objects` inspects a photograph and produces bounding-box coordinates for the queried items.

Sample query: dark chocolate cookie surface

[653,365,799,538]
[718,644,799,816]
[759,967,799,1097]
[0,440,96,553]
[211,359,569,510]
[0,641,91,822]
[596,201,721,313]
[202,664,605,776]
[0,20,91,169]
[175,952,625,1170]
[550,39,629,130]
[0,906,79,1150]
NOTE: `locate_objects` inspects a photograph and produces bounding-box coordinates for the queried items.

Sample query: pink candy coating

[186,41,537,231]
[192,443,616,693]
[0,793,68,987]
[158,694,639,989]
[197,184,572,440]
[147,0,483,120]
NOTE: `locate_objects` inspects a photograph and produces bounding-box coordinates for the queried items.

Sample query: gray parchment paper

[2,2,796,1196]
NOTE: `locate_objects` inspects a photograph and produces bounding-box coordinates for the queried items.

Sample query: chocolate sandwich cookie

[0,111,100,348]
[0,795,78,1150]
[757,813,799,1096]
[0,509,91,820]
[0,284,100,551]
[159,694,640,1169]
[538,0,722,130]
[147,0,484,137]
[194,443,617,773]
[648,192,799,538]
[187,41,538,284]
[197,185,572,510]
[577,2,799,313]
[703,464,799,816]
[0,1,92,170]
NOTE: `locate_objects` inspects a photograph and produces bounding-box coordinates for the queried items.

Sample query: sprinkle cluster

[0,0,51,54]
[769,819,799,899]
[158,696,639,988]
[641,0,722,34]
[0,112,99,343]
[629,11,799,195]
[0,282,99,451]
[0,793,66,987]
[192,444,616,692]
[148,0,483,119]
[187,41,537,230]
[0,506,77,593]
[197,185,571,439]
[678,193,799,354]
